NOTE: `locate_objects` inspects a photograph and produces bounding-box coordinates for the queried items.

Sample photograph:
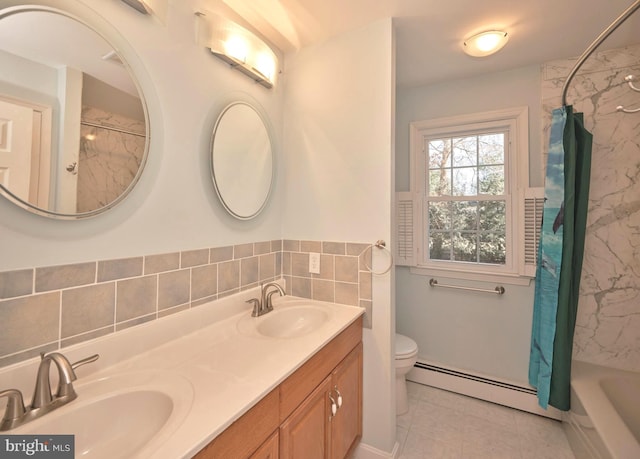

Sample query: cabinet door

[250,430,279,459]
[280,376,332,459]
[330,343,363,459]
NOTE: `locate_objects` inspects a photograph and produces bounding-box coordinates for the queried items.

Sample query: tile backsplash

[0,239,372,368]
[282,240,372,328]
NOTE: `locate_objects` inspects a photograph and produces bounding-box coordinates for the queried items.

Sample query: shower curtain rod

[81,120,146,138]
[561,0,640,107]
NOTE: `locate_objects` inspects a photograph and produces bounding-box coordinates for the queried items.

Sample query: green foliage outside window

[426,133,507,265]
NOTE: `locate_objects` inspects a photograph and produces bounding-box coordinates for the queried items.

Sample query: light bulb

[475,33,501,52]
[224,35,248,63]
[254,53,275,81]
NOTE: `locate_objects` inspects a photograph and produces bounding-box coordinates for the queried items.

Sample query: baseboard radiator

[407,360,562,420]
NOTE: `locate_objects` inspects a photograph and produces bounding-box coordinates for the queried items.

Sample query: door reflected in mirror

[0,8,149,218]
[211,102,273,220]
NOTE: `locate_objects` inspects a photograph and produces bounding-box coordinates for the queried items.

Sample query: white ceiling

[215,0,640,88]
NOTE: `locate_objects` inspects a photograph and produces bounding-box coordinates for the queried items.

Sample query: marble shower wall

[541,43,640,372]
[77,106,146,212]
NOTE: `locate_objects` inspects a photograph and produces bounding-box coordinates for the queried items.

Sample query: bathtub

[563,360,640,459]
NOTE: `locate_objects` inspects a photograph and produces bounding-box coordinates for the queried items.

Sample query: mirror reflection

[211,102,273,220]
[0,8,148,218]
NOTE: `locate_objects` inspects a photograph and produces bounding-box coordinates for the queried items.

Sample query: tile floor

[396,382,576,459]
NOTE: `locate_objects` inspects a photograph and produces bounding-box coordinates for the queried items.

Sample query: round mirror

[211,102,273,220]
[0,7,149,218]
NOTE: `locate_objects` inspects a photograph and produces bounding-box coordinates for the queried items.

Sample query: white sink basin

[257,306,329,338]
[237,302,331,339]
[15,372,193,459]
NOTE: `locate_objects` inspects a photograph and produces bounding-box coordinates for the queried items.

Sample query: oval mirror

[211,102,273,220]
[0,7,149,218]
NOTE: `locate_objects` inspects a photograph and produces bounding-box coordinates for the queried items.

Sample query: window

[397,107,538,282]
[426,131,508,266]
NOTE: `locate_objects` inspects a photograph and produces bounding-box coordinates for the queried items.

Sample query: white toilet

[395,333,418,415]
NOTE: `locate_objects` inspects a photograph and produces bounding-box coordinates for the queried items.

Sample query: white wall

[395,65,543,385]
[0,0,284,271]
[282,19,396,454]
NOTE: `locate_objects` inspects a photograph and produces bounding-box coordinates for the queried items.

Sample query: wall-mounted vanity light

[119,0,168,24]
[463,30,509,57]
[120,0,151,14]
[196,11,278,89]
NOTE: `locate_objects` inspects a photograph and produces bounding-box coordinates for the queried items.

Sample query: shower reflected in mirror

[0,7,149,218]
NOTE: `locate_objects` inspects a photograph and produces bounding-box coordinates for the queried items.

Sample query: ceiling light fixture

[196,12,278,89]
[463,30,509,57]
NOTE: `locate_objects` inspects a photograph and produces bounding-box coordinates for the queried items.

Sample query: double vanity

[0,283,364,458]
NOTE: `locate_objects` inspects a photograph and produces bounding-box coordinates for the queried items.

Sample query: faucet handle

[0,389,26,418]
[71,354,99,371]
[247,298,261,317]
[55,354,99,399]
[0,389,26,431]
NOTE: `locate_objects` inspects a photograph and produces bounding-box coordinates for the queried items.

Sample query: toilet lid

[395,333,418,358]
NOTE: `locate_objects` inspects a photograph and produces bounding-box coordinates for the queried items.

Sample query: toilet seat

[395,333,418,359]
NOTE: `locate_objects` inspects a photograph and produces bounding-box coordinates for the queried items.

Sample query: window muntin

[423,130,509,267]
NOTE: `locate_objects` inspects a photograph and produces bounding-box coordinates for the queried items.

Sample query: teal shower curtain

[529,105,592,411]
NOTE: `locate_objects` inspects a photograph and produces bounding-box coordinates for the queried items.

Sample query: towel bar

[429,278,505,295]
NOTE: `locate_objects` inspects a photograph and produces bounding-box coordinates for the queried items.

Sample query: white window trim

[405,107,531,284]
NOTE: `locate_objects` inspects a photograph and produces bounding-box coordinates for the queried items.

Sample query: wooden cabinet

[279,343,362,459]
[194,317,363,459]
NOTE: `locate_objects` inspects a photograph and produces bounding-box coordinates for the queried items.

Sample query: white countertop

[0,284,364,458]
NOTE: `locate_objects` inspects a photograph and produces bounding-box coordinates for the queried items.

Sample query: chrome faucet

[32,352,97,408]
[247,282,286,317]
[0,352,98,431]
[262,282,285,312]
